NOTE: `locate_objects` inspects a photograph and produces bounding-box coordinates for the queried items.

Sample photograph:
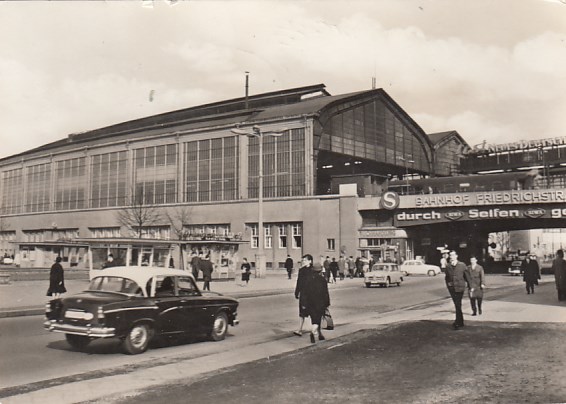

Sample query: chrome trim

[104,306,159,314]
[43,320,116,338]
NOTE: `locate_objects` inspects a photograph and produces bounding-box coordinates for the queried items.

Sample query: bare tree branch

[116,193,163,238]
[165,206,193,240]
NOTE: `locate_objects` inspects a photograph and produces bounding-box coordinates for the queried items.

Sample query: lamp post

[231,125,285,278]
[397,156,415,194]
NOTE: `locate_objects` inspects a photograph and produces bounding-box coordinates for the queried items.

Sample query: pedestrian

[465,255,486,316]
[323,256,331,283]
[329,257,338,283]
[445,250,470,330]
[47,256,66,298]
[285,254,294,280]
[552,249,566,301]
[190,252,201,280]
[240,258,251,286]
[347,256,355,278]
[355,256,364,278]
[303,262,330,343]
[337,255,346,281]
[522,254,541,295]
[440,250,449,272]
[102,253,116,268]
[200,254,214,291]
[293,254,314,336]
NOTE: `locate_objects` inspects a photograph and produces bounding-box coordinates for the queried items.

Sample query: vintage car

[364,263,403,288]
[400,259,442,276]
[44,266,239,354]
[508,260,524,276]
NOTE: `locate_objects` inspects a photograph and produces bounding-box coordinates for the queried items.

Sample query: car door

[152,276,186,336]
[177,276,210,334]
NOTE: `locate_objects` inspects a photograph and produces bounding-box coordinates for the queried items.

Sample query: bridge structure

[358,187,566,265]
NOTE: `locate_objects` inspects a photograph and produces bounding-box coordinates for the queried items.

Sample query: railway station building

[6,82,559,273]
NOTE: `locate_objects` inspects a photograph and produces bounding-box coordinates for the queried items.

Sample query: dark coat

[47,262,66,296]
[284,257,294,271]
[241,262,251,281]
[445,261,469,293]
[200,259,214,281]
[303,271,330,324]
[522,259,541,283]
[294,265,312,316]
[553,257,566,291]
[465,264,485,299]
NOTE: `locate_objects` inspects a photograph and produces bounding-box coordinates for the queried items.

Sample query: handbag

[321,307,334,330]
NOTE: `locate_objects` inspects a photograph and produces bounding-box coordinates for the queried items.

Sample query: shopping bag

[321,308,334,330]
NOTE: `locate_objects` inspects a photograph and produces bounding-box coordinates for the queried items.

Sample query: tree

[165,206,193,241]
[116,193,163,239]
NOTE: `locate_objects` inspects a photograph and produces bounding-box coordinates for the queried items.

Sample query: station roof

[2,83,432,162]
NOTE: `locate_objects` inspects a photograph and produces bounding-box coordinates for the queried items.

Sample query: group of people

[189,252,214,291]
[293,254,331,343]
[444,251,486,330]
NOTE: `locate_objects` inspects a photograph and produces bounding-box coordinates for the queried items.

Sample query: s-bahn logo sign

[380,191,400,210]
[524,208,546,219]
[445,211,465,221]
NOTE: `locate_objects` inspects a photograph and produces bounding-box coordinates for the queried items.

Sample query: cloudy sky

[0,0,564,159]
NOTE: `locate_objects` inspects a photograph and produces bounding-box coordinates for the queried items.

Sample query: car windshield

[89,276,143,296]
[373,265,389,271]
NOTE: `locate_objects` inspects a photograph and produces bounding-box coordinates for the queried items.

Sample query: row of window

[248,223,303,249]
[1,130,307,214]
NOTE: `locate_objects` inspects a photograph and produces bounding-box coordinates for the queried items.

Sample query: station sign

[394,206,566,226]
[410,189,566,209]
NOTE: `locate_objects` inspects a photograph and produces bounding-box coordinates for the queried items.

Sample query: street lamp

[397,156,415,194]
[231,125,286,278]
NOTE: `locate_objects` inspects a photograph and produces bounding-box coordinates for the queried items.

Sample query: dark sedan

[44,266,239,354]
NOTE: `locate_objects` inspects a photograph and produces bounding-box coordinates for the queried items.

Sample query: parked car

[44,266,239,354]
[364,263,403,288]
[400,260,441,276]
[1,257,13,265]
[508,260,524,276]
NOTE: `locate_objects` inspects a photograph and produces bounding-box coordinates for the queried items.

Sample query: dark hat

[313,262,323,272]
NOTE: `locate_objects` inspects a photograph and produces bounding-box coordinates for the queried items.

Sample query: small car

[44,266,239,354]
[1,257,13,265]
[508,260,524,276]
[400,260,442,276]
[364,263,403,288]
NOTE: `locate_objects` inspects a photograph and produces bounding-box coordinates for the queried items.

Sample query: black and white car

[44,266,239,354]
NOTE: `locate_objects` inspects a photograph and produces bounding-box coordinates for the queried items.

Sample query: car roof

[92,266,195,286]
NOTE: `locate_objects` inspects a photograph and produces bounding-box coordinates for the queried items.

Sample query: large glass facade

[55,157,86,210]
[248,128,306,198]
[1,168,23,214]
[91,151,128,208]
[134,144,177,205]
[321,100,429,172]
[185,136,238,202]
[26,163,51,212]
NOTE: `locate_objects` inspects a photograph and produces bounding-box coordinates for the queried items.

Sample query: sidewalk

[0,270,359,318]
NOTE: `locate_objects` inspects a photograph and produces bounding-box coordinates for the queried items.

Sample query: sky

[0,0,564,159]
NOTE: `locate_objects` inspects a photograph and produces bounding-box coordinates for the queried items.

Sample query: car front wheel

[365,282,371,288]
[209,311,228,341]
[123,323,152,355]
[427,270,436,276]
[65,334,91,350]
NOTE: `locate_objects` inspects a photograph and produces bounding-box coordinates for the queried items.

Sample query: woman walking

[466,255,485,316]
[304,263,331,343]
[47,256,66,298]
[522,254,540,294]
[240,258,251,286]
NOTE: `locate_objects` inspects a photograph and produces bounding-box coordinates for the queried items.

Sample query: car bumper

[365,279,386,284]
[44,320,116,338]
[508,270,521,275]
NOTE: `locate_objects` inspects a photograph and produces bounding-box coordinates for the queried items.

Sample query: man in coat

[465,255,486,315]
[284,255,294,280]
[522,254,541,295]
[47,256,66,298]
[294,254,313,336]
[200,254,214,291]
[552,249,566,301]
[445,250,470,330]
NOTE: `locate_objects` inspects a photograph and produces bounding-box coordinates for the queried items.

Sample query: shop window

[278,225,287,248]
[327,238,336,251]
